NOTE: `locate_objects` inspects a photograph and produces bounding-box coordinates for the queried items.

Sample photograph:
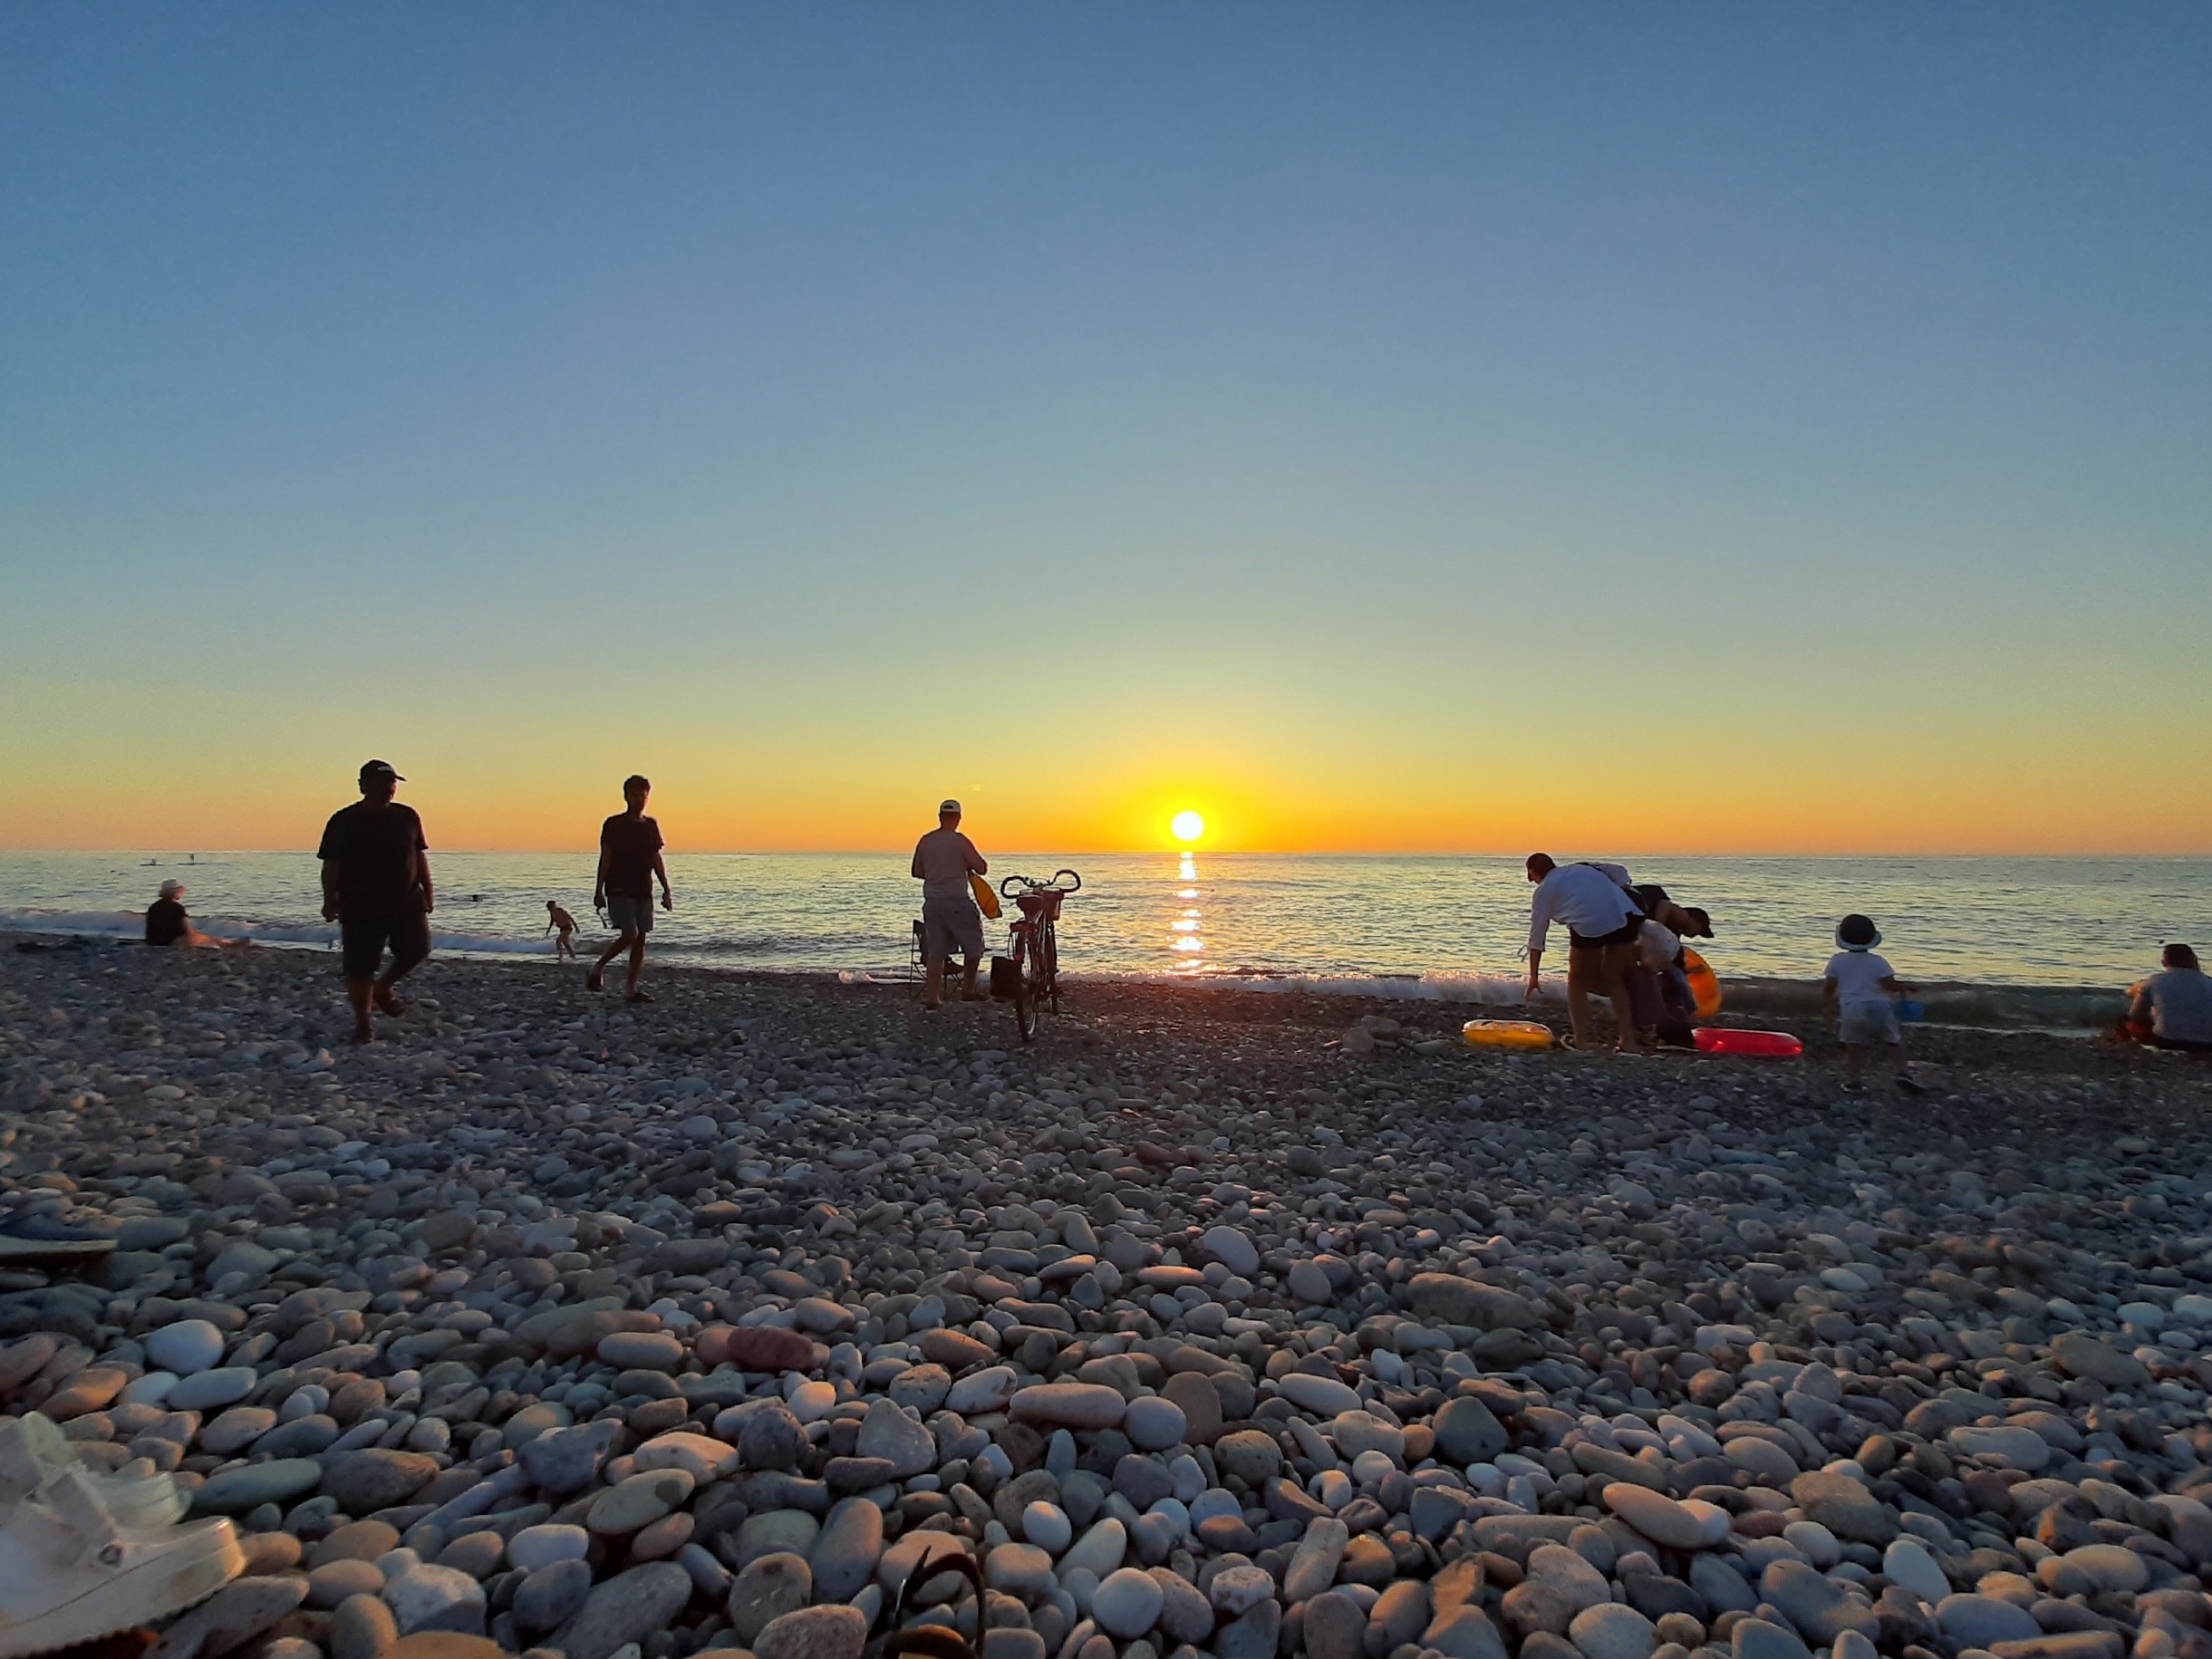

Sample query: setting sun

[1170,809,1205,844]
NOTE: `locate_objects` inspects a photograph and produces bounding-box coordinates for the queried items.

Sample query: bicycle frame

[994,870,1080,1042]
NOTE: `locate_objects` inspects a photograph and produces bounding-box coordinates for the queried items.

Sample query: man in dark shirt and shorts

[317,760,433,1044]
[590,775,671,1002]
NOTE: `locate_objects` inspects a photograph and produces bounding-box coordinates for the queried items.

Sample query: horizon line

[11,845,2210,861]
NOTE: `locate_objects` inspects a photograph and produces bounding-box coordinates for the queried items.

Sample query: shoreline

[4,921,2135,1034]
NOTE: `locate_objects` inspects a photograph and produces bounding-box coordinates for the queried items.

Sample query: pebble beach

[5,940,2212,1659]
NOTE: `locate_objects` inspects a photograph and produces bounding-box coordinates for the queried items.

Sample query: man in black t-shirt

[317,759,433,1043]
[589,774,671,1002]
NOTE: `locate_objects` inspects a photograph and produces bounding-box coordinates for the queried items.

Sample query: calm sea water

[2,852,2204,996]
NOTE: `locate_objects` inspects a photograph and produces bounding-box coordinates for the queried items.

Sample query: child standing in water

[1823,913,1926,1095]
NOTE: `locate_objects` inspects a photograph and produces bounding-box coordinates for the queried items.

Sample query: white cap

[939,799,961,815]
[159,880,184,899]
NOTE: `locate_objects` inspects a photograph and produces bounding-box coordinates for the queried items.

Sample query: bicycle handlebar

[1000,869,1083,899]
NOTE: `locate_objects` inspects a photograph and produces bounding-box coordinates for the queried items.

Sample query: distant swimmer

[590,775,671,1003]
[317,759,434,1045]
[546,900,581,961]
[1523,853,1647,1056]
[143,880,246,950]
[912,798,989,1009]
[2122,944,2212,1054]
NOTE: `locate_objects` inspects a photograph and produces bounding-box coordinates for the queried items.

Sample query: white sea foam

[1076,969,1565,1006]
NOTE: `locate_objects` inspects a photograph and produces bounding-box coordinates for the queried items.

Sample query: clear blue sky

[3,5,2207,852]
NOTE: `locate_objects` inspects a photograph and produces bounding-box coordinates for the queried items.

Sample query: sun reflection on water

[1169,854,1204,969]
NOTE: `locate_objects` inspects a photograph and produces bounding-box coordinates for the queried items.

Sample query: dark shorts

[1569,919,1642,950]
[341,904,431,979]
[604,894,654,936]
[922,896,985,964]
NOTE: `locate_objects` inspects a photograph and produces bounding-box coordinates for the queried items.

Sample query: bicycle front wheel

[1024,931,1053,1033]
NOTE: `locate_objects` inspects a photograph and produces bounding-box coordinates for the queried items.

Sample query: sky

[2,5,2207,855]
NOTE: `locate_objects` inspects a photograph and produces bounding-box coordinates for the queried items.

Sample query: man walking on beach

[590,775,671,1002]
[912,798,988,1008]
[318,760,433,1044]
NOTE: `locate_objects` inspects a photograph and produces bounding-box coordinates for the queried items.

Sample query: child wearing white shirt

[1822,913,1926,1095]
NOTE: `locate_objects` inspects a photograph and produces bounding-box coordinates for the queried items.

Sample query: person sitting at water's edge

[1523,853,1647,1056]
[317,759,432,1044]
[913,798,989,1009]
[144,880,245,950]
[2123,943,2212,1055]
[1823,911,1925,1095]
[590,775,670,1003]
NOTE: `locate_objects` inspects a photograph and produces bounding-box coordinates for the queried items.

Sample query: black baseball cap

[360,759,404,782]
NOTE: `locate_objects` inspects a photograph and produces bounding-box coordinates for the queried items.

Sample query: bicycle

[991,869,1081,1042]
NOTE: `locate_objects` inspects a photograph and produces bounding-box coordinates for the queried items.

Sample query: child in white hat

[1823,913,1925,1095]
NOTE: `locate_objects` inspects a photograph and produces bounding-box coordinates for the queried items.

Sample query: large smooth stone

[1936,1595,2043,1649]
[1009,1384,1126,1431]
[1092,1567,1164,1638]
[727,1553,813,1645]
[755,1605,868,1659]
[562,1563,696,1659]
[146,1319,226,1375]
[1570,1603,1658,1659]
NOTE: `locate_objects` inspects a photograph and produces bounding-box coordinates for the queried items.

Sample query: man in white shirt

[1523,853,1648,1055]
[912,799,989,1009]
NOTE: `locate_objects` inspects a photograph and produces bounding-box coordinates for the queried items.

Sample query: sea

[4,852,2206,1032]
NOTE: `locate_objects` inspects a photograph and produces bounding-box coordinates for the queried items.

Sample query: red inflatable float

[1693,1027,1803,1058]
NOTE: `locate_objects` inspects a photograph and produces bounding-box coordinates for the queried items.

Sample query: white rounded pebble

[1021,1501,1072,1555]
[1091,1566,1164,1638]
[1123,1395,1187,1452]
[145,1319,226,1376]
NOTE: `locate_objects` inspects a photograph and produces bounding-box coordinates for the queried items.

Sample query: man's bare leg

[1600,945,1646,1055]
[345,978,375,1045]
[961,954,984,999]
[923,959,944,1009]
[625,936,649,1001]
[588,931,634,992]
[1565,949,1597,1050]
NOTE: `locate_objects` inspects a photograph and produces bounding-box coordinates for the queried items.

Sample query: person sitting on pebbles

[143,880,246,950]
[913,797,990,1009]
[2121,943,2212,1054]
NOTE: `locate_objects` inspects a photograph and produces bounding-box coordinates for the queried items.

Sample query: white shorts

[1839,1002,1900,1045]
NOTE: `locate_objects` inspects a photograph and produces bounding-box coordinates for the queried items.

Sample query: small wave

[1075,969,1566,1007]
[0,909,148,940]
[0,908,557,959]
[1720,978,2124,1032]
